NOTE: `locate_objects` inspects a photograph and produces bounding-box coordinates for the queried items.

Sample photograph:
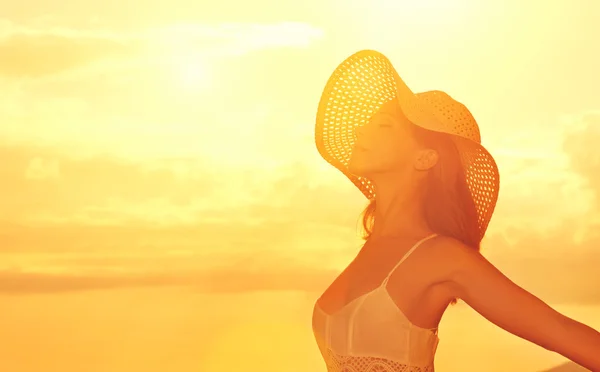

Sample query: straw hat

[315,50,500,240]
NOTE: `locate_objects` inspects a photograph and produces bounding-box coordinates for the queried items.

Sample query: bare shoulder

[426,235,494,291]
[427,235,479,269]
[427,235,528,303]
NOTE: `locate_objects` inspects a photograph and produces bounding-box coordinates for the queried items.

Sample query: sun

[151,28,213,93]
[171,54,211,92]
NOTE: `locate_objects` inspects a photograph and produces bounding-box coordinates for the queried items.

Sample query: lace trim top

[312,234,439,372]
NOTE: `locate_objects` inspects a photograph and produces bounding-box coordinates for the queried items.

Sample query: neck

[371,174,431,239]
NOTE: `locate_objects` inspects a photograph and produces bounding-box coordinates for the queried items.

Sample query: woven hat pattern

[315,50,499,240]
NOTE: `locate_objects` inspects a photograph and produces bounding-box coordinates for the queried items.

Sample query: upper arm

[439,239,567,352]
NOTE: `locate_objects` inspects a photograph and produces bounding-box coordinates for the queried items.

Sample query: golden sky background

[1,0,600,371]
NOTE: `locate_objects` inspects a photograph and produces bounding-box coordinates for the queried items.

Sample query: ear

[414,149,439,171]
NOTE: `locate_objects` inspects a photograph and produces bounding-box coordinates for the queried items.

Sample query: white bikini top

[312,233,439,372]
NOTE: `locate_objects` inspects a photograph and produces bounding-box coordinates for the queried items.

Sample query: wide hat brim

[315,50,500,240]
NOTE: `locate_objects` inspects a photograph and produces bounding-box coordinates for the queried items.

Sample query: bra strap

[381,233,438,287]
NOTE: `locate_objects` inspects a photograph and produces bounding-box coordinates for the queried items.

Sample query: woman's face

[348,100,423,179]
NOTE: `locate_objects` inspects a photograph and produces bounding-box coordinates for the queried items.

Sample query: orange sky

[1,0,600,371]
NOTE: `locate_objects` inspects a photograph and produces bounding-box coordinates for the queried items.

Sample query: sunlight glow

[152,31,213,93]
[376,0,469,13]
[344,0,477,30]
[201,320,313,371]
[170,53,211,92]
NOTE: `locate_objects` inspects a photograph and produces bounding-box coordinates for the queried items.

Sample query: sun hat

[315,49,500,240]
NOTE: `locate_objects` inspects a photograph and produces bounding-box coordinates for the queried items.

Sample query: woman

[311,50,600,371]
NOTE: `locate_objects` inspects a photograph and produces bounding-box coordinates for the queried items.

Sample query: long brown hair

[359,123,481,304]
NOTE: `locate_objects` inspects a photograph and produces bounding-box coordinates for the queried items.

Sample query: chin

[348,160,375,178]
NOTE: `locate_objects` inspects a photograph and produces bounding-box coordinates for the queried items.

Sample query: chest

[345,253,395,289]
[317,250,409,313]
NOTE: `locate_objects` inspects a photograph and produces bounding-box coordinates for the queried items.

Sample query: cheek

[379,136,410,162]
[379,146,411,169]
[349,140,410,175]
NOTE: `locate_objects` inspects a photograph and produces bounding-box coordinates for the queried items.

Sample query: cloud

[2,110,600,305]
[0,224,600,305]
[0,141,363,294]
[0,20,323,78]
[1,216,600,305]
[477,112,600,305]
[489,156,593,234]
[0,143,221,224]
[152,22,324,55]
[0,269,176,294]
[562,111,600,207]
[0,254,336,295]
[24,156,60,180]
[0,28,139,77]
[0,141,359,227]
[484,222,600,306]
[0,22,326,163]
[0,181,598,305]
[486,110,600,235]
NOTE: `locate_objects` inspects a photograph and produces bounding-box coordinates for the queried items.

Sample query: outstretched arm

[443,239,600,371]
